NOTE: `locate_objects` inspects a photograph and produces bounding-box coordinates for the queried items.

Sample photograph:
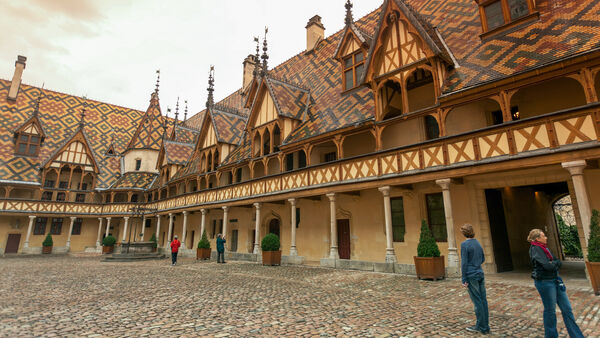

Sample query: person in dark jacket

[170,235,181,266]
[527,229,584,338]
[216,233,226,263]
[460,223,489,334]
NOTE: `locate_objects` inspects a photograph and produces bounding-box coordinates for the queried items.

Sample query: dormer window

[343,50,364,90]
[478,0,536,34]
[15,133,41,156]
[135,159,142,171]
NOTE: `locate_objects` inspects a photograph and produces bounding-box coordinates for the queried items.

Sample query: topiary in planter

[198,231,210,249]
[261,233,280,252]
[150,233,158,249]
[417,219,440,257]
[588,209,600,263]
[42,233,53,247]
[102,235,116,247]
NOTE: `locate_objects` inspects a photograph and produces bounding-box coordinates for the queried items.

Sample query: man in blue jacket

[460,223,490,334]
[216,233,226,263]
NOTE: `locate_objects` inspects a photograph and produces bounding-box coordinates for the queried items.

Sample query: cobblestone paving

[0,256,598,337]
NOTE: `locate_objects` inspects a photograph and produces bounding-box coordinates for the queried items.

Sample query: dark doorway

[189,231,195,249]
[268,218,280,238]
[5,234,21,254]
[337,219,351,259]
[231,230,238,252]
[485,189,513,272]
[250,230,256,253]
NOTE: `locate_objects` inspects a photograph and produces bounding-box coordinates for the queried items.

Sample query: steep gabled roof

[41,125,100,174]
[266,77,311,121]
[211,105,247,145]
[126,91,165,151]
[164,141,195,166]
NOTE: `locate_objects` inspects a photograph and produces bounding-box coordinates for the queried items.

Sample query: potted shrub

[42,233,53,254]
[102,235,116,254]
[197,231,211,260]
[414,219,445,280]
[586,209,600,295]
[150,233,158,252]
[261,233,281,266]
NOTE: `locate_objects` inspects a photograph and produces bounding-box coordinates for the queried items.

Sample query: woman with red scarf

[527,229,584,338]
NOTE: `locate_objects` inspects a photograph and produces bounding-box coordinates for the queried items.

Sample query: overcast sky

[0,0,379,118]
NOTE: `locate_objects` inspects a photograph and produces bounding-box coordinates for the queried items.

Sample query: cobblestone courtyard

[0,256,598,337]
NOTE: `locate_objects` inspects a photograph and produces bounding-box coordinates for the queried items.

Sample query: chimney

[8,55,27,101]
[242,54,257,90]
[306,15,325,52]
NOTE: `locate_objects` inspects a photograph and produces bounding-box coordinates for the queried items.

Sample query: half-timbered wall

[375,18,426,77]
[255,91,277,127]
[49,141,94,172]
[202,122,218,149]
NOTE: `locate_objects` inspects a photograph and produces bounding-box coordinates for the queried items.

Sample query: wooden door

[337,219,351,259]
[5,234,21,254]
[485,189,514,272]
[231,230,238,252]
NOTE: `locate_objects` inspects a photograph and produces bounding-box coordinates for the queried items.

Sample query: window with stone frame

[426,193,447,242]
[71,218,82,235]
[33,217,48,235]
[391,197,406,242]
[135,159,142,171]
[479,0,534,33]
[14,132,42,156]
[342,50,365,90]
[50,218,63,235]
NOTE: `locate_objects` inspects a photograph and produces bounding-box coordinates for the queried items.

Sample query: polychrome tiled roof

[266,77,310,121]
[164,141,195,165]
[126,91,165,151]
[211,106,247,145]
[110,172,157,190]
[171,124,200,144]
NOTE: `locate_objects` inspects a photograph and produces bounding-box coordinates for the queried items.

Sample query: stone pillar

[288,198,298,256]
[326,193,339,259]
[253,203,261,254]
[24,215,36,249]
[222,206,229,250]
[155,215,161,247]
[167,213,174,247]
[436,179,459,271]
[105,217,111,237]
[121,217,129,242]
[141,215,146,241]
[378,186,397,263]
[66,217,76,250]
[182,211,189,249]
[562,161,592,245]
[96,218,103,248]
[200,209,207,237]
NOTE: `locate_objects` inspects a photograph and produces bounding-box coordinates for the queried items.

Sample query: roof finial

[184,100,188,121]
[206,66,215,109]
[253,36,260,78]
[345,0,354,26]
[261,27,269,77]
[79,96,87,129]
[174,96,180,125]
[33,83,45,117]
[155,69,160,93]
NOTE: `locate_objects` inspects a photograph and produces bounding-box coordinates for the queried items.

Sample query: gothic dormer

[475,0,537,36]
[14,88,46,157]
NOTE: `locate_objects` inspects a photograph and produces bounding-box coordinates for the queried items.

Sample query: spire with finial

[184,100,188,121]
[252,36,260,78]
[206,66,215,109]
[174,96,180,125]
[345,0,354,26]
[79,96,87,129]
[162,107,170,139]
[33,83,45,117]
[155,69,160,93]
[261,27,269,77]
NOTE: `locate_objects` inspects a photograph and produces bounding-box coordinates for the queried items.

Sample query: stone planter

[197,248,211,260]
[414,256,445,280]
[42,246,52,254]
[102,245,114,254]
[262,250,281,266]
[586,261,600,295]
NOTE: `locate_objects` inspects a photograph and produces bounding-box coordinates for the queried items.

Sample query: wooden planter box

[414,256,445,280]
[42,246,52,254]
[102,245,114,254]
[197,248,211,260]
[586,261,600,295]
[262,250,281,266]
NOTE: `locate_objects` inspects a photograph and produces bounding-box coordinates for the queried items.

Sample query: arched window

[263,128,271,156]
[379,80,403,120]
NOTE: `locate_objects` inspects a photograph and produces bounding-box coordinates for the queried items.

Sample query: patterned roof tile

[111,171,157,190]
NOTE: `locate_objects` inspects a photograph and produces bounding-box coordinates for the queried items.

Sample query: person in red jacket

[170,235,181,266]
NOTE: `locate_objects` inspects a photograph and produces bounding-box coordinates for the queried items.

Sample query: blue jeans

[534,279,584,338]
[466,276,490,333]
[217,251,225,263]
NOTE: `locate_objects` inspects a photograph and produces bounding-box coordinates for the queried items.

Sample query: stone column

[121,217,129,242]
[66,216,76,250]
[24,215,36,249]
[200,209,207,237]
[288,198,298,256]
[253,203,261,254]
[182,211,189,249]
[562,161,592,245]
[105,217,111,237]
[155,215,161,247]
[436,179,459,271]
[378,186,397,263]
[222,206,229,250]
[167,213,174,247]
[326,193,339,259]
[141,215,146,241]
[96,218,103,248]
